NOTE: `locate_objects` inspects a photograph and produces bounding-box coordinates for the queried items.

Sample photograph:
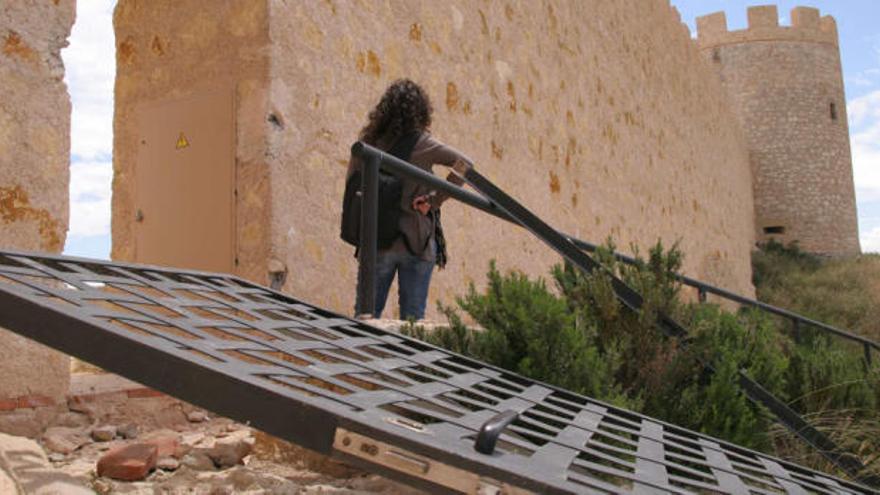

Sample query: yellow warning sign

[176,132,190,150]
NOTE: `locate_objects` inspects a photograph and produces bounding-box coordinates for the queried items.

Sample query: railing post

[792,319,801,344]
[697,287,707,303]
[356,153,380,318]
[865,343,873,370]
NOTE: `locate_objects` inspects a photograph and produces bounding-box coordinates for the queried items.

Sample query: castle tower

[697,6,860,255]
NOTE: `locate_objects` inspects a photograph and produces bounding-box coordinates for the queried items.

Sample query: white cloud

[849,71,877,88]
[850,89,880,253]
[848,89,880,129]
[62,1,116,244]
[63,0,116,160]
[849,90,880,206]
[69,158,112,237]
[861,225,880,253]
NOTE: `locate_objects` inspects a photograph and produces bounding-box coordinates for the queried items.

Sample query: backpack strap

[387,131,421,162]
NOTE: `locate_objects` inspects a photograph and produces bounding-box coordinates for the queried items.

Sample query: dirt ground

[5,372,425,495]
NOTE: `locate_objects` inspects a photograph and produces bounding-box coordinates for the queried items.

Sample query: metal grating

[445,162,874,484]
[0,250,872,494]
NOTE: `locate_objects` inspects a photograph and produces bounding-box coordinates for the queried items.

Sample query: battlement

[696,5,838,48]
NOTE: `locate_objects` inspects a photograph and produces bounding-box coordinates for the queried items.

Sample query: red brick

[143,433,180,458]
[0,398,18,411]
[67,394,97,407]
[127,388,164,399]
[97,443,158,481]
[17,394,54,408]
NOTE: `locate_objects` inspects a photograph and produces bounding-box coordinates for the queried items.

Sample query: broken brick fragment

[143,430,181,458]
[96,443,158,481]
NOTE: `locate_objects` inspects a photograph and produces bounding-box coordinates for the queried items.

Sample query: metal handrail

[351,141,880,484]
[351,141,877,366]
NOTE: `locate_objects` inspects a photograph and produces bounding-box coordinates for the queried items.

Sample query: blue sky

[62,1,115,260]
[62,2,880,260]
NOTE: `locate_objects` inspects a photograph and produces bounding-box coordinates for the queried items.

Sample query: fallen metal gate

[0,250,871,494]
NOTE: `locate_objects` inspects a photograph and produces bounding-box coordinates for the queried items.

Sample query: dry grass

[753,244,880,343]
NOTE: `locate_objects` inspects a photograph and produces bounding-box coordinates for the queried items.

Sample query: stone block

[91,425,117,442]
[156,456,180,471]
[0,0,74,419]
[696,12,727,41]
[181,451,215,471]
[142,429,181,458]
[96,443,158,481]
[0,432,92,494]
[747,6,779,29]
[41,426,90,454]
[206,430,254,468]
[118,422,139,439]
[187,410,208,423]
[791,7,820,30]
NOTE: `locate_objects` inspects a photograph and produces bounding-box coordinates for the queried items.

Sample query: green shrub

[551,240,683,395]
[785,337,877,414]
[401,239,880,476]
[646,306,790,450]
[404,262,636,408]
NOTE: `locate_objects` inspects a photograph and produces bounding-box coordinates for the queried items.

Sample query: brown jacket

[347,132,474,261]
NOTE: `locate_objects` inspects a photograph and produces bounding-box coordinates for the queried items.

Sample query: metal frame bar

[0,249,872,494]
[350,141,879,487]
[356,153,380,317]
[453,164,871,483]
[350,142,878,362]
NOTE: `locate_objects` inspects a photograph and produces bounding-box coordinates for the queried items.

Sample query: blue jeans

[356,249,434,320]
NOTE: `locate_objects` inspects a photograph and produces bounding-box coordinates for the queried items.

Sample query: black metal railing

[351,140,879,486]
[351,141,878,366]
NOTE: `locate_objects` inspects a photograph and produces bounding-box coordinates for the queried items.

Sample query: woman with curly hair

[347,79,473,320]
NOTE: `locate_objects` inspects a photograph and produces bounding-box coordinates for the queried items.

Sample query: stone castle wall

[113,0,761,320]
[697,6,860,255]
[0,0,75,414]
[263,0,756,317]
[111,0,272,283]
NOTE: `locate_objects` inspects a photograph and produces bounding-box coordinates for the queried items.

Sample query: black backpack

[340,132,420,249]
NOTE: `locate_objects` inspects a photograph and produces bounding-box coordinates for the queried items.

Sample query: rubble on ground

[0,398,423,494]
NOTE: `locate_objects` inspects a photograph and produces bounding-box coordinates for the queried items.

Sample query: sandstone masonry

[0,0,75,417]
[697,6,860,256]
[113,0,759,319]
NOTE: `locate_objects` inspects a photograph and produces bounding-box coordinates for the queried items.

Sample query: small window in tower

[763,226,785,235]
[830,102,838,121]
[712,48,721,63]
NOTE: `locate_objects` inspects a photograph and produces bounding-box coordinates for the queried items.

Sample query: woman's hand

[412,194,431,215]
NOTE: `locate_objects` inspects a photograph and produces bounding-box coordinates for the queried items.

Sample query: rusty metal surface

[0,250,871,494]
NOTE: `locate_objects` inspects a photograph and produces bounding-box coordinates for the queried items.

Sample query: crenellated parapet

[695,4,860,255]
[696,6,838,49]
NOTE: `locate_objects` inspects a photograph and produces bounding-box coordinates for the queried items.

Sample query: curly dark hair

[359,79,432,147]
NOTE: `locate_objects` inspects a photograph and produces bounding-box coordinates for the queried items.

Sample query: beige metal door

[134,88,235,273]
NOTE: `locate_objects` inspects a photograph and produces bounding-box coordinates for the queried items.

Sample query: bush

[551,240,683,396]
[404,262,636,408]
[785,337,877,414]
[402,240,880,477]
[647,306,790,450]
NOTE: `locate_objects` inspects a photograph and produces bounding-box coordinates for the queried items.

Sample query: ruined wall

[112,0,271,282]
[265,0,756,317]
[697,6,860,256]
[0,0,75,416]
